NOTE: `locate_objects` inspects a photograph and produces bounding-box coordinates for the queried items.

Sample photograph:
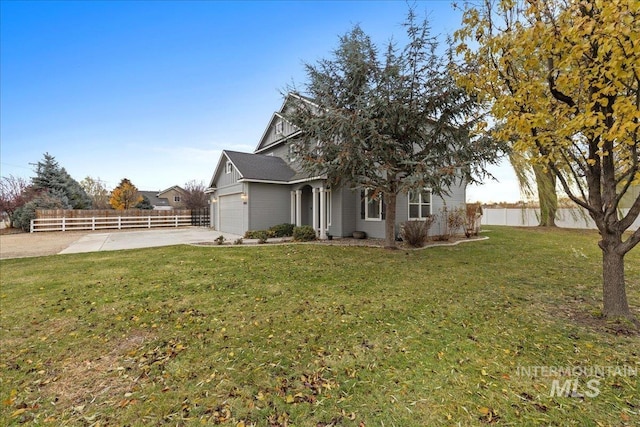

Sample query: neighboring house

[137,186,187,210]
[158,186,187,209]
[138,191,172,210]
[207,94,466,239]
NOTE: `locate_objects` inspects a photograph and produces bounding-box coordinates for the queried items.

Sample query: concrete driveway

[58,227,243,255]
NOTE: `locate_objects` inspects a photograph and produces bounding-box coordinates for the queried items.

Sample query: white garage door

[219,194,244,235]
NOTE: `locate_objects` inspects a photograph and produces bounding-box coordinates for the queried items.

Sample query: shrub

[214,235,226,245]
[447,207,466,237]
[464,203,483,237]
[254,230,269,244]
[233,238,243,245]
[12,193,67,232]
[400,217,435,247]
[244,229,275,239]
[293,225,316,241]
[268,223,295,237]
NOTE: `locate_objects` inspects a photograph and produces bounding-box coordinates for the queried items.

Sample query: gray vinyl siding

[352,183,468,239]
[217,183,244,197]
[247,183,292,231]
[260,143,289,161]
[328,187,357,237]
[216,164,240,187]
[430,182,467,236]
[260,118,298,151]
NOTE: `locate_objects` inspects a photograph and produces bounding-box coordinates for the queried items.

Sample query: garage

[218,193,244,235]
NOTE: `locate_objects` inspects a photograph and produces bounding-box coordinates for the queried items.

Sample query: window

[174,195,181,202]
[275,120,284,135]
[408,189,432,219]
[360,189,385,221]
[225,161,233,174]
[289,144,297,162]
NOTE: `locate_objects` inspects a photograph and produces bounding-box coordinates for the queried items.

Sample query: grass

[0,226,638,426]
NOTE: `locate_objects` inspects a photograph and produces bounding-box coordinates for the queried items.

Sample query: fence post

[148,216,151,228]
[175,215,178,227]
[62,217,66,232]
[118,216,122,230]
[30,219,34,233]
[92,217,95,231]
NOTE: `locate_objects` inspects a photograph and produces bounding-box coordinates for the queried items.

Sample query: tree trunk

[533,164,557,227]
[599,233,632,319]
[384,192,397,250]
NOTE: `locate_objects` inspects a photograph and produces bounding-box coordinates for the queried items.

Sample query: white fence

[30,215,192,233]
[481,207,640,230]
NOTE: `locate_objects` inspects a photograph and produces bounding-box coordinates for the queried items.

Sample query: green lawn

[1,227,638,426]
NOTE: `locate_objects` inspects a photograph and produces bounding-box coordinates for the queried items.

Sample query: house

[207,94,467,239]
[158,186,187,209]
[138,191,172,210]
[138,186,187,210]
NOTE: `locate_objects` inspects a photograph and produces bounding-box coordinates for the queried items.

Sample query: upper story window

[408,189,432,219]
[225,161,233,174]
[174,195,181,202]
[275,120,284,135]
[360,189,385,221]
[289,144,297,162]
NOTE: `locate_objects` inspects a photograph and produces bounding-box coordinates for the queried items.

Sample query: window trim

[174,195,181,202]
[288,144,297,162]
[275,120,284,135]
[225,161,233,174]
[361,189,384,221]
[408,188,432,220]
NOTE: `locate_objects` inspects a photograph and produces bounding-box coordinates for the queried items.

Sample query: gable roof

[254,93,315,153]
[225,150,297,182]
[158,185,186,196]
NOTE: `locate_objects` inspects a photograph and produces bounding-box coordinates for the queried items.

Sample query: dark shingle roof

[225,150,297,182]
[138,191,170,207]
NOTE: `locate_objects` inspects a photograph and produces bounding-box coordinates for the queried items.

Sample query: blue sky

[1,0,519,202]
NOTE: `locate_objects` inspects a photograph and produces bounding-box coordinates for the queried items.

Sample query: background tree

[80,176,111,209]
[286,9,503,248]
[109,178,142,210]
[456,0,640,320]
[182,180,208,210]
[10,153,92,230]
[31,153,92,209]
[135,195,154,210]
[0,175,29,228]
[508,146,558,226]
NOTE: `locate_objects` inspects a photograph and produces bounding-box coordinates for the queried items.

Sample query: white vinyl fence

[481,207,640,230]
[30,214,191,232]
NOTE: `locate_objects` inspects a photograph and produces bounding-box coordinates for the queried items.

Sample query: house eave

[254,130,303,154]
[237,175,327,185]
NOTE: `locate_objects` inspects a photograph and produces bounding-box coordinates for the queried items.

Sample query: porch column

[290,191,296,224]
[319,186,327,239]
[312,187,319,233]
[295,189,302,226]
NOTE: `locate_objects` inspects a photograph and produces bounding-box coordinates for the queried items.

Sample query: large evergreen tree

[31,153,92,209]
[9,153,91,230]
[286,9,503,248]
